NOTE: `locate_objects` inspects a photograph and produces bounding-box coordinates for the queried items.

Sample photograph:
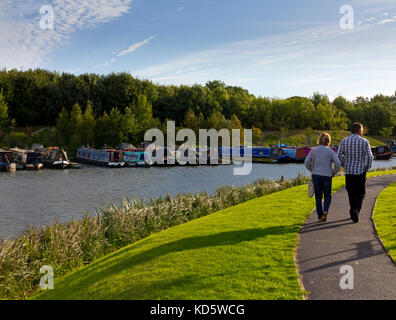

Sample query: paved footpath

[297,174,396,300]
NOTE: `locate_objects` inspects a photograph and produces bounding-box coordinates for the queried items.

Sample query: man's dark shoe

[350,209,359,223]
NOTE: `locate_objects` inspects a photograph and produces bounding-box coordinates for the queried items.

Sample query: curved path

[297,174,396,300]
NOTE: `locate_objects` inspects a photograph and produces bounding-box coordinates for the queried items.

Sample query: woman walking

[304,133,341,222]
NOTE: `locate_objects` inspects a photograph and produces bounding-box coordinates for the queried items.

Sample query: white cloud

[0,0,133,69]
[116,36,155,57]
[96,35,154,68]
[378,17,396,24]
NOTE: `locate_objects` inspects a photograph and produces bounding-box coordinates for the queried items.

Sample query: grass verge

[373,182,396,261]
[33,170,396,300]
[261,130,387,147]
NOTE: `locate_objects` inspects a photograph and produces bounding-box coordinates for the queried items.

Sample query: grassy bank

[33,170,396,300]
[0,175,308,299]
[261,130,389,147]
[373,182,396,261]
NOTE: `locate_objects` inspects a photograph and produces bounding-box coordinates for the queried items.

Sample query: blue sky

[1,0,396,99]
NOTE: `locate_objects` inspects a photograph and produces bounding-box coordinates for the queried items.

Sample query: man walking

[337,123,373,223]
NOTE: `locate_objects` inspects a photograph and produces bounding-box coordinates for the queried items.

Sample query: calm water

[1,158,395,239]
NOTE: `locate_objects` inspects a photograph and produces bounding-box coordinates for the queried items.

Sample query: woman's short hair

[318,133,331,146]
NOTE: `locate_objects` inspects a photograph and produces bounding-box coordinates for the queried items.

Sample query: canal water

[1,159,395,239]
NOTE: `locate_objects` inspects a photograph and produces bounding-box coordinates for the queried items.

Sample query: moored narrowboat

[223,146,289,163]
[219,146,247,162]
[273,144,299,162]
[389,140,396,156]
[371,146,392,160]
[250,147,273,163]
[123,149,153,167]
[0,150,17,172]
[197,148,223,165]
[176,146,201,166]
[148,147,180,166]
[75,147,125,168]
[11,149,43,170]
[42,147,70,169]
[392,145,396,156]
[295,147,310,162]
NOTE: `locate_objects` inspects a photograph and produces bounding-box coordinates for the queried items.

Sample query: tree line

[0,69,395,148]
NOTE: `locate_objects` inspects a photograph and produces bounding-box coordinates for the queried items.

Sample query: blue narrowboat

[273,144,297,161]
[123,149,153,167]
[389,140,396,156]
[251,146,289,163]
[75,148,125,168]
[197,147,225,165]
[219,146,289,163]
[218,147,244,159]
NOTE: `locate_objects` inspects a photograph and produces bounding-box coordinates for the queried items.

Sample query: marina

[1,142,395,173]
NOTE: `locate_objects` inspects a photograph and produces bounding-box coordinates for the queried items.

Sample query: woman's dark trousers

[312,174,332,219]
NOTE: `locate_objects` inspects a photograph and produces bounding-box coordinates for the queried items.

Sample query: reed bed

[0,174,308,299]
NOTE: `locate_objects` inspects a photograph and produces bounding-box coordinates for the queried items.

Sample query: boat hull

[43,160,70,169]
[75,156,124,168]
[24,163,44,170]
[372,146,392,161]
[6,163,16,172]
[0,163,16,172]
[374,153,392,160]
[68,162,82,169]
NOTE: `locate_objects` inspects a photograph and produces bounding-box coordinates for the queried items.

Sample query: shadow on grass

[39,225,298,299]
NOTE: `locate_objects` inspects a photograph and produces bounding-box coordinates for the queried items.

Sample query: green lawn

[373,182,396,261]
[261,130,387,147]
[34,170,396,300]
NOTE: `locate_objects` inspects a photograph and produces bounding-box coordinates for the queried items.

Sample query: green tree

[94,111,110,148]
[229,114,244,145]
[81,100,96,147]
[132,94,154,142]
[184,109,201,134]
[379,127,393,139]
[311,92,330,108]
[252,126,263,145]
[122,107,138,145]
[0,91,12,134]
[206,110,229,131]
[55,107,71,147]
[69,103,83,149]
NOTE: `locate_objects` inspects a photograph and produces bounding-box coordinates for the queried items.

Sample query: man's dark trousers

[345,172,367,213]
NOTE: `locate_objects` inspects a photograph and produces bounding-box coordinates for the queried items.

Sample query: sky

[1,0,396,99]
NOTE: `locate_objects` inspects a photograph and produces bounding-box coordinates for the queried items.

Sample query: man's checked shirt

[337,134,373,175]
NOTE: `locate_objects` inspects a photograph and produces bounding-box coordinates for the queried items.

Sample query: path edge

[294,207,317,300]
[371,197,396,265]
